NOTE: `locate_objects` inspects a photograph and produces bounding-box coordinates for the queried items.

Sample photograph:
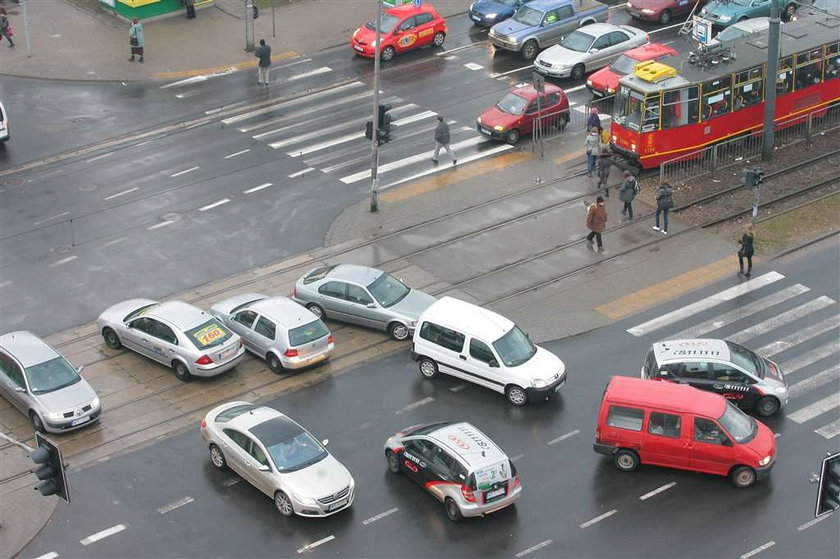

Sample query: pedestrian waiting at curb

[596,145,612,197]
[619,170,640,220]
[653,182,674,234]
[1,8,15,48]
[738,223,755,278]
[128,17,144,62]
[585,196,608,251]
[587,106,602,133]
[432,115,456,166]
[255,39,272,85]
[185,0,197,19]
[585,127,600,177]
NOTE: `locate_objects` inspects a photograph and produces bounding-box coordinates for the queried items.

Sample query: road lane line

[781,341,840,376]
[728,297,836,344]
[33,211,70,226]
[161,75,209,89]
[170,166,200,177]
[158,496,194,514]
[788,394,840,423]
[222,81,364,125]
[362,507,399,525]
[135,140,152,147]
[245,91,381,135]
[287,66,332,81]
[104,187,139,201]
[297,535,335,554]
[547,429,580,445]
[244,182,273,194]
[80,524,127,546]
[756,315,839,357]
[199,198,231,212]
[580,509,617,528]
[515,540,553,558]
[788,365,840,399]
[86,152,114,163]
[225,149,251,159]
[289,168,315,178]
[50,256,78,267]
[490,65,533,78]
[740,541,775,559]
[396,397,434,414]
[437,43,482,56]
[148,221,175,230]
[99,237,126,249]
[392,110,437,127]
[815,418,840,439]
[382,144,514,190]
[639,482,676,500]
[464,62,484,70]
[627,272,785,336]
[33,553,59,559]
[798,513,833,531]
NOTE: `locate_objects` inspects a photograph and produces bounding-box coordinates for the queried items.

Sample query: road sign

[532,72,545,94]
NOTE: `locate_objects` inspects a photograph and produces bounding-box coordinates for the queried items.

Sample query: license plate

[479,127,492,136]
[71,416,90,427]
[470,14,481,22]
[485,488,505,500]
[554,378,565,392]
[353,44,364,52]
[328,498,347,511]
[219,347,236,360]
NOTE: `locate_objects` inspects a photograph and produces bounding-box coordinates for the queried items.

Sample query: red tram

[609,13,840,169]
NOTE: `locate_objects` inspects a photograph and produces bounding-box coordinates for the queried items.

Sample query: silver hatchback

[97,299,246,382]
[292,264,437,341]
[0,331,101,433]
[210,293,334,374]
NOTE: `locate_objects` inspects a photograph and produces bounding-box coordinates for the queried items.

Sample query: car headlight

[493,125,505,131]
[489,29,497,38]
[370,39,379,47]
[485,13,497,19]
[91,396,101,409]
[293,493,318,506]
[774,386,788,395]
[719,15,732,22]
[758,455,772,466]
[554,62,569,70]
[45,411,65,421]
[627,2,633,7]
[408,320,417,328]
[531,378,548,388]
[641,8,655,14]
[477,116,482,124]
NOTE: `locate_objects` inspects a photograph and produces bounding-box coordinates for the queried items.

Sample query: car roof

[625,42,677,61]
[0,331,60,367]
[225,404,287,431]
[419,296,514,342]
[249,297,317,329]
[527,0,576,11]
[572,22,624,36]
[148,301,211,330]
[425,422,508,468]
[728,17,771,32]
[327,263,383,286]
[605,376,726,416]
[652,339,732,363]
[511,82,564,98]
[385,3,438,16]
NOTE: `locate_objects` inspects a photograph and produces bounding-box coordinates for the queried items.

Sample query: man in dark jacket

[432,115,456,165]
[185,0,196,19]
[619,170,639,220]
[255,39,272,85]
[653,183,674,234]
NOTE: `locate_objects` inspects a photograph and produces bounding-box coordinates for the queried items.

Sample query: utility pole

[245,0,255,52]
[22,0,32,57]
[761,0,781,161]
[369,0,383,213]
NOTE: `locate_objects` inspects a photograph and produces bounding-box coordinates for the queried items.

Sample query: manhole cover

[79,184,98,192]
[52,245,73,254]
[160,212,182,222]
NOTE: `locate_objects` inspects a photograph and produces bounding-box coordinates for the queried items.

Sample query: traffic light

[753,167,764,187]
[365,120,374,140]
[30,433,70,503]
[378,104,392,130]
[741,166,763,189]
[815,452,840,518]
[252,5,259,19]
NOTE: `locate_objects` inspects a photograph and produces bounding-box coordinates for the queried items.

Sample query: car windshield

[611,54,638,75]
[726,341,764,378]
[366,13,400,34]
[367,272,410,308]
[26,357,81,395]
[496,92,528,115]
[560,30,595,53]
[497,0,519,4]
[718,401,757,444]
[289,319,330,347]
[265,430,328,473]
[185,319,234,349]
[512,6,543,26]
[492,325,537,367]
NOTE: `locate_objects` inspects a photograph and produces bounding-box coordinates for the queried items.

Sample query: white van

[411,297,566,406]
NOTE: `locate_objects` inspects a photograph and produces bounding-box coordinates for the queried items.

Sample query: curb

[769,227,840,260]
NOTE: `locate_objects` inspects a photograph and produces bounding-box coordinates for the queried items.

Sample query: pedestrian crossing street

[626,271,840,439]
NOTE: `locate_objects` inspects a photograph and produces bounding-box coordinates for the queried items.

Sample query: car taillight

[284,348,299,357]
[645,34,650,41]
[327,335,334,344]
[200,419,207,428]
[195,355,213,365]
[292,287,297,298]
[460,485,476,503]
[514,474,520,488]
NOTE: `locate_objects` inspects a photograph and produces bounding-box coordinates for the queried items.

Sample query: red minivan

[594,376,776,488]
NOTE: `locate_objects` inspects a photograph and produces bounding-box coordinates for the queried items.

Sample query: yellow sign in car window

[192,323,226,347]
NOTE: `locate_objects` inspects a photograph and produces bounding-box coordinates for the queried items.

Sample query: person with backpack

[653,182,674,234]
[585,196,608,251]
[619,170,640,220]
[585,127,600,177]
[596,145,612,197]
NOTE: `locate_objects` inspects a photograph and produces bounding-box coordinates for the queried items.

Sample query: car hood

[744,420,776,460]
[473,0,517,15]
[478,104,520,128]
[210,293,267,318]
[281,454,353,499]
[537,44,587,66]
[491,17,532,37]
[702,1,746,17]
[389,289,437,320]
[588,66,621,92]
[97,298,158,325]
[508,345,565,381]
[35,378,97,413]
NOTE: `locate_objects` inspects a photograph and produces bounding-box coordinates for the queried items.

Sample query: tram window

[776,56,793,95]
[734,80,763,110]
[826,43,839,82]
[702,76,732,121]
[795,48,824,90]
[661,87,699,129]
[642,95,660,132]
[614,86,645,131]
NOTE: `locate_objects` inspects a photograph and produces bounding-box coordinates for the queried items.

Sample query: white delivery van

[411,297,567,406]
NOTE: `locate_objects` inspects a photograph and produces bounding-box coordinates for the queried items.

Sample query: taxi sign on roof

[634,61,678,83]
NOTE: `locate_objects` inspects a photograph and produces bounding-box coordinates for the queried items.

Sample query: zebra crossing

[627,271,840,440]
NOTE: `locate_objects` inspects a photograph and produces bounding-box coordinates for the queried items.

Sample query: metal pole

[751,185,760,227]
[370,0,382,213]
[245,0,255,52]
[272,0,276,38]
[761,0,781,161]
[22,0,32,57]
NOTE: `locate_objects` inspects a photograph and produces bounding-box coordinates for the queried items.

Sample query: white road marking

[515,540,553,558]
[244,182,273,194]
[781,341,840,376]
[815,418,840,439]
[445,55,458,60]
[580,509,617,528]
[104,187,139,201]
[161,75,209,89]
[99,237,126,249]
[147,220,175,230]
[639,482,676,500]
[788,364,840,398]
[205,107,223,115]
[490,65,533,78]
[245,91,380,135]
[199,198,231,212]
[382,144,514,190]
[788,393,840,423]
[50,256,78,267]
[33,553,59,559]
[510,454,525,462]
[547,429,580,445]
[170,166,200,177]
[797,513,833,531]
[258,111,367,145]
[289,168,315,178]
[464,62,484,70]
[396,397,434,414]
[392,110,437,127]
[86,152,114,163]
[0,280,12,289]
[287,66,332,81]
[135,140,152,147]
[297,535,335,554]
[670,284,810,339]
[281,130,363,155]
[727,296,836,344]
[224,149,251,159]
[565,84,587,94]
[740,541,775,559]
[80,524,127,546]
[362,507,399,525]
[449,383,469,392]
[33,211,70,226]
[223,478,241,487]
[437,43,480,56]
[158,496,194,514]
[627,272,785,336]
[222,81,364,125]
[756,315,839,357]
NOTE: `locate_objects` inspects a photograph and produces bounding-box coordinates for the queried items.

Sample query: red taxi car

[476,83,569,144]
[626,0,706,24]
[351,3,447,61]
[586,42,677,97]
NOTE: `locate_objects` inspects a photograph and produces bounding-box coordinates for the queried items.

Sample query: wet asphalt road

[22,243,840,559]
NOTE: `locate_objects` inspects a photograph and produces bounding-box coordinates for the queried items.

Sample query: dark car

[469,0,537,27]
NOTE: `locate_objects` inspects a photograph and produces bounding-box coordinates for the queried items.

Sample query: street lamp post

[370,0,383,212]
[761,0,781,161]
[245,0,255,52]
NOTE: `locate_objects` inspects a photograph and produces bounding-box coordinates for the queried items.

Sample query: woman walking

[0,8,14,48]
[738,223,755,278]
[585,127,600,177]
[653,182,674,234]
[596,145,612,196]
[128,17,144,62]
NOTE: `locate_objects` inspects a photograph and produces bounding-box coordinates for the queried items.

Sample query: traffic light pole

[245,0,255,52]
[369,1,383,213]
[761,0,781,161]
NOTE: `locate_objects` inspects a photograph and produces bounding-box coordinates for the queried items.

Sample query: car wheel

[730,466,757,488]
[274,491,295,516]
[102,327,122,349]
[755,396,780,417]
[388,322,411,341]
[381,46,395,61]
[614,449,639,472]
[738,16,748,22]
[30,411,45,433]
[504,129,520,144]
[266,352,285,375]
[418,357,438,379]
[571,64,585,81]
[521,40,539,61]
[306,303,325,319]
[172,360,192,382]
[444,497,464,522]
[659,9,671,25]
[433,32,446,47]
[506,385,528,406]
[209,444,226,469]
[386,450,401,474]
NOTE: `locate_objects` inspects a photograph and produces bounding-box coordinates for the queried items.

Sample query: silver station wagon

[97,299,246,382]
[0,331,101,433]
[292,264,437,341]
[210,293,334,374]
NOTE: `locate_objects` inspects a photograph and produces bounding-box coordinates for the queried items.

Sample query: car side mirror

[489,359,499,368]
[591,47,600,53]
[322,439,329,446]
[257,464,271,472]
[366,302,376,309]
[14,386,25,393]
[721,438,733,447]
[76,365,85,374]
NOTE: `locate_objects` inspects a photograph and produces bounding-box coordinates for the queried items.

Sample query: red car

[586,43,677,97]
[626,0,706,24]
[476,83,569,145]
[351,3,447,61]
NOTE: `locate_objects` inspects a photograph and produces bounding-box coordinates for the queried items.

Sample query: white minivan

[411,297,567,406]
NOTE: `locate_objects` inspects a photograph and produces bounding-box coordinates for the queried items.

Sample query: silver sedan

[210,293,334,374]
[534,23,649,80]
[200,401,355,517]
[97,299,246,382]
[291,264,437,341]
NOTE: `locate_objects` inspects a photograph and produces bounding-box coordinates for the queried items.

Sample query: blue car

[469,0,536,27]
[699,0,799,29]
